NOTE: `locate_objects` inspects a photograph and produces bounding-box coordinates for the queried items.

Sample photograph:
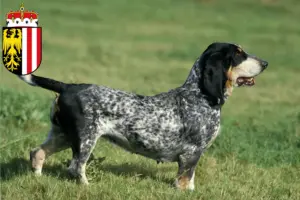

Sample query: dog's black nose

[261,60,268,69]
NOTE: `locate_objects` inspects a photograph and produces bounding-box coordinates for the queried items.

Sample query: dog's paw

[33,168,42,176]
[80,177,89,185]
[174,177,195,191]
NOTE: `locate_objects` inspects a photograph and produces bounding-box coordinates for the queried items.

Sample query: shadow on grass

[0,156,173,186]
[0,157,30,181]
[98,162,174,185]
[0,157,71,182]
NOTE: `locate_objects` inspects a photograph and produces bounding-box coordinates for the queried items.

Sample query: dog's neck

[181,57,232,105]
[182,58,202,88]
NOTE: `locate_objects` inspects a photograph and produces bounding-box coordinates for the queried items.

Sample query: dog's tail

[18,74,67,93]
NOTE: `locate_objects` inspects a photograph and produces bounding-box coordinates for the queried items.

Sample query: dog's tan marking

[30,148,46,176]
[237,47,243,53]
[176,175,190,190]
[225,66,234,96]
[54,93,60,112]
[236,43,243,49]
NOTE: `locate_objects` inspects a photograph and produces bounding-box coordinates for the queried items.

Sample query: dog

[18,42,268,190]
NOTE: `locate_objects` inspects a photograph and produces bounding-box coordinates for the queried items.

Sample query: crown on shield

[6,3,38,27]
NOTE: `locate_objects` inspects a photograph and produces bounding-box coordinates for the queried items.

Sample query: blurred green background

[1,0,300,199]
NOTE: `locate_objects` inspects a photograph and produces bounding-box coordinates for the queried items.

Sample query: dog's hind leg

[30,124,69,176]
[67,133,98,185]
[174,151,202,191]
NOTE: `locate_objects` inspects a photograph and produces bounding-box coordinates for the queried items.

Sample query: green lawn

[1,0,300,199]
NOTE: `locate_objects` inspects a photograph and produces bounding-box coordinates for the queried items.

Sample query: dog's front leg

[174,151,202,191]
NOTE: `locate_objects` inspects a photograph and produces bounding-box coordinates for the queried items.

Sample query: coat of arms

[2,3,42,75]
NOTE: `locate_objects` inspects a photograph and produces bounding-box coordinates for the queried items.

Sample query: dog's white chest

[206,125,221,148]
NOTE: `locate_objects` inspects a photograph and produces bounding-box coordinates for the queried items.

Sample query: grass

[1,0,300,199]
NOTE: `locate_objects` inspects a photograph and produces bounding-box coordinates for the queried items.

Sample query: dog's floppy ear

[201,52,228,106]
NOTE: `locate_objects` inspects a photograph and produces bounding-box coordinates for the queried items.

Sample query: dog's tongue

[237,77,255,86]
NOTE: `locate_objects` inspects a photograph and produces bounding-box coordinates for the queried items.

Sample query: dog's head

[198,42,268,106]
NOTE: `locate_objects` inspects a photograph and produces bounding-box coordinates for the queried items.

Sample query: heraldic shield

[2,27,42,75]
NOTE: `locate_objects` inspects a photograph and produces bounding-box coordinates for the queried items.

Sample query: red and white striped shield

[2,27,42,75]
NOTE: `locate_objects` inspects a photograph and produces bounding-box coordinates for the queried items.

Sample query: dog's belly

[97,113,185,161]
[102,131,181,162]
[101,133,133,152]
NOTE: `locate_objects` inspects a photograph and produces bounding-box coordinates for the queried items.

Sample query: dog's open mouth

[237,77,255,86]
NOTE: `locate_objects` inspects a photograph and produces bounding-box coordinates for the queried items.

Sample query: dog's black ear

[201,52,228,106]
